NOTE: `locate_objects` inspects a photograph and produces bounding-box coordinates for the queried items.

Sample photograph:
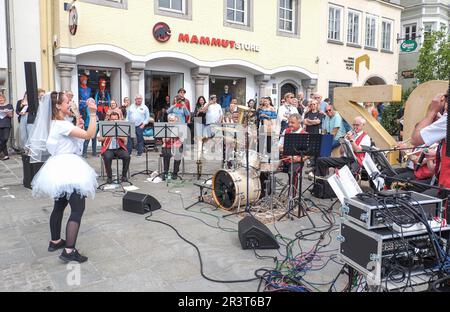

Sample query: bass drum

[212,168,261,210]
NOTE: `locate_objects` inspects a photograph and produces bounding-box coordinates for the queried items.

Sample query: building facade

[398,0,450,90]
[45,0,401,114]
[2,0,403,121]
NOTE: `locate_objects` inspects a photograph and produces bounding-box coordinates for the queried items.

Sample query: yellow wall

[317,0,402,95]
[56,0,321,73]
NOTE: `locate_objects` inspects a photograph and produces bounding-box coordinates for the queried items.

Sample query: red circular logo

[153,22,171,43]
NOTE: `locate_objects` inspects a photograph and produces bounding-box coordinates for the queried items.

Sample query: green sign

[400,40,418,52]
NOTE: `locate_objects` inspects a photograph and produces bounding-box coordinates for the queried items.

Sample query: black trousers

[315,156,355,177]
[283,161,303,197]
[0,127,11,156]
[50,192,85,249]
[102,148,130,178]
[162,145,183,175]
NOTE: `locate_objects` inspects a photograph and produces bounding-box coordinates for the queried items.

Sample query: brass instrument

[236,105,255,124]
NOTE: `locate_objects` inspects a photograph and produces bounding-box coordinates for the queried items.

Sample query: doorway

[145,71,184,115]
[209,76,246,106]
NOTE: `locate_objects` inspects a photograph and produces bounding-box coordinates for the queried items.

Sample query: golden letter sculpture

[334,85,402,164]
[402,80,448,144]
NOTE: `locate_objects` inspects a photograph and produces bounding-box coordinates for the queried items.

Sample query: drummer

[279,113,307,196]
[223,98,240,168]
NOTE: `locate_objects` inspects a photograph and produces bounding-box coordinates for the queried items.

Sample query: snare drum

[212,168,261,210]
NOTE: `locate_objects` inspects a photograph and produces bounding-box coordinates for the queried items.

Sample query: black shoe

[107,177,113,184]
[172,173,179,180]
[59,248,88,263]
[162,174,167,181]
[48,239,66,252]
[121,176,129,183]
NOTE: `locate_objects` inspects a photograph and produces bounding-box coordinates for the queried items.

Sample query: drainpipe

[5,0,20,152]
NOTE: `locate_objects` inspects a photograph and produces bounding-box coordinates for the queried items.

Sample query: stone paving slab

[0,152,351,292]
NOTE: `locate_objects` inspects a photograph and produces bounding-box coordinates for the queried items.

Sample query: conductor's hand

[428,93,446,117]
[86,98,97,115]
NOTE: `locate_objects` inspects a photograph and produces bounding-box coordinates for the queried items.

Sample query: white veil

[25,92,52,163]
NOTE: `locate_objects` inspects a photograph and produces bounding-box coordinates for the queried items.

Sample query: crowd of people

[0,80,447,266]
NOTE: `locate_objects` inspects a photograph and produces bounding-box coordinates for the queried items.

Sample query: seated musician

[315,116,371,178]
[162,114,183,180]
[411,91,448,198]
[98,112,131,184]
[279,114,307,195]
[384,142,436,192]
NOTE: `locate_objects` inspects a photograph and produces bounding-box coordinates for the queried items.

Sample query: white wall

[11,0,42,100]
[0,1,7,70]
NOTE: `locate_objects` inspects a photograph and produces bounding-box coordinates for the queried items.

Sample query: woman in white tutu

[30,92,98,263]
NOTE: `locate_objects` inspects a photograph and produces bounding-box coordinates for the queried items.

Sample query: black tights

[50,192,85,249]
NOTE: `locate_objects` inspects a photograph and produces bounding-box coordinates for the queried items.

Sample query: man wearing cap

[173,88,191,122]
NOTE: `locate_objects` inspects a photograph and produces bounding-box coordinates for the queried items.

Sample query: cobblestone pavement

[0,150,354,292]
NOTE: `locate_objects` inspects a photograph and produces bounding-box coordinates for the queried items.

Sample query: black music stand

[131,124,158,178]
[278,133,322,226]
[97,121,134,193]
[152,122,186,185]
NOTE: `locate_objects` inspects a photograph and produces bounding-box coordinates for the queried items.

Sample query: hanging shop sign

[400,40,418,53]
[177,33,260,53]
[402,70,415,79]
[69,6,78,36]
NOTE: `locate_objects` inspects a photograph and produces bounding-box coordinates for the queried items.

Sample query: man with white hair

[127,94,151,157]
[315,116,371,177]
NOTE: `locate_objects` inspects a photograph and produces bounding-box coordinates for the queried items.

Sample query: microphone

[415,148,428,171]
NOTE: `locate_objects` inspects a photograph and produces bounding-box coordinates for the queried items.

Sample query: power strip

[392,219,447,233]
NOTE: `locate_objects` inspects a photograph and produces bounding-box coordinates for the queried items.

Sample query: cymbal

[236,105,255,112]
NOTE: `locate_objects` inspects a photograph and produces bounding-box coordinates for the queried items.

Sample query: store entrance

[145,71,183,116]
[209,77,246,107]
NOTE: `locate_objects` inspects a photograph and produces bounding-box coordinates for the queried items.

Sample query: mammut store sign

[178,33,260,53]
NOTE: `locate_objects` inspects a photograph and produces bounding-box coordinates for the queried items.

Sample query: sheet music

[341,138,355,160]
[362,153,385,191]
[327,165,363,205]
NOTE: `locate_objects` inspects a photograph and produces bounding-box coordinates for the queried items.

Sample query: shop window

[209,77,247,108]
[79,0,128,9]
[77,67,121,120]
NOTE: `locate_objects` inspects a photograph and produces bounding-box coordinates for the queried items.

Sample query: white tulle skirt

[31,154,98,199]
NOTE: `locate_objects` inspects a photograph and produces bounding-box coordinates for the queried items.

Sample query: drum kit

[194,105,289,216]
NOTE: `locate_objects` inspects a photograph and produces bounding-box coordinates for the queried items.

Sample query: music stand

[279,133,322,226]
[152,122,187,184]
[97,121,134,193]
